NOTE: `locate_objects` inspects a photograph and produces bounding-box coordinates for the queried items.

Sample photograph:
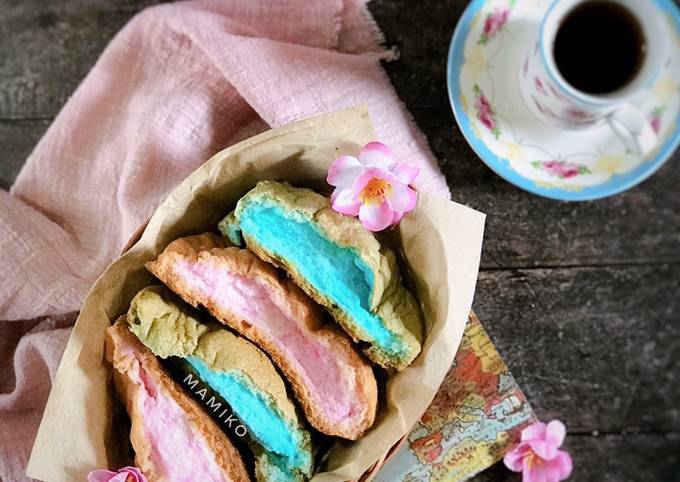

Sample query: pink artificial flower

[327,141,419,232]
[504,420,573,482]
[484,8,510,36]
[87,466,147,482]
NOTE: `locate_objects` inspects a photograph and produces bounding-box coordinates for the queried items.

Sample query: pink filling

[124,346,229,482]
[175,260,362,424]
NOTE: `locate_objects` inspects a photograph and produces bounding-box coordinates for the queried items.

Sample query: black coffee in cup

[553,0,646,95]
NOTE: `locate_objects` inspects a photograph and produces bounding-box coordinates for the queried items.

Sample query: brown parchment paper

[26,106,485,482]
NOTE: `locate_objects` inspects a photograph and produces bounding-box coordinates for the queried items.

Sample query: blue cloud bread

[221,181,423,370]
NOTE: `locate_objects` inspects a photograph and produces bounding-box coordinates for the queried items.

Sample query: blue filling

[185,357,308,472]
[238,203,406,357]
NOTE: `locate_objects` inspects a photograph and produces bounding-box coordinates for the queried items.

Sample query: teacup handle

[607,103,657,156]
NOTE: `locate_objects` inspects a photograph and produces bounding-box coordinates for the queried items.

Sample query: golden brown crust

[146,233,377,440]
[106,318,251,482]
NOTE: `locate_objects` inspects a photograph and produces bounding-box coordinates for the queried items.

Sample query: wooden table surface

[1,1,679,481]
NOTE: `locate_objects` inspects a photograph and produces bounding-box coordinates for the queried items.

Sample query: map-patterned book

[375,313,535,481]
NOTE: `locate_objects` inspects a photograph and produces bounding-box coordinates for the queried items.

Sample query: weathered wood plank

[474,263,680,432]
[0,0,162,120]
[469,433,680,482]
[0,119,50,189]
[369,0,680,269]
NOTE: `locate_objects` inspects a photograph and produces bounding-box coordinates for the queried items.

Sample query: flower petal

[554,450,573,480]
[523,467,539,482]
[108,474,131,482]
[351,169,378,198]
[546,420,566,448]
[358,141,395,169]
[524,462,555,482]
[387,182,417,213]
[350,167,397,199]
[529,439,558,461]
[359,201,393,231]
[331,188,361,216]
[392,162,419,185]
[87,470,117,482]
[503,443,529,472]
[391,210,404,226]
[522,421,547,442]
[121,467,147,482]
[528,453,571,482]
[327,155,363,188]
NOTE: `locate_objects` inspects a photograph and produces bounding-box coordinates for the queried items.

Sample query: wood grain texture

[475,265,680,433]
[472,433,680,482]
[0,119,49,189]
[0,0,679,481]
[0,0,163,187]
[0,0,160,120]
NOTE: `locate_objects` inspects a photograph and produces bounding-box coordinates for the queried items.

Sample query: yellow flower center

[524,451,543,469]
[360,178,392,204]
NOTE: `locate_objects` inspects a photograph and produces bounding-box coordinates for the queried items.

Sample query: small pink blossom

[87,466,147,482]
[542,160,580,178]
[480,114,495,130]
[327,141,419,232]
[504,420,573,482]
[534,77,546,95]
[479,110,495,130]
[564,108,592,122]
[533,159,591,177]
[476,94,495,130]
[484,8,510,36]
[477,93,492,112]
[473,89,500,137]
[649,107,664,133]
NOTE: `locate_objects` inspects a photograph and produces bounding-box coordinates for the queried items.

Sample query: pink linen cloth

[0,1,449,480]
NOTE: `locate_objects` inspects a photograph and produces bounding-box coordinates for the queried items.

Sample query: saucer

[447,0,680,201]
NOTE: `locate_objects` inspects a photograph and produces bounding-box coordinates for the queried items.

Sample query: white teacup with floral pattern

[519,0,669,155]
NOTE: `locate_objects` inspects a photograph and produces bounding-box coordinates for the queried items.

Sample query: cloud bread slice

[146,234,377,440]
[223,180,423,371]
[105,319,251,482]
[127,286,313,480]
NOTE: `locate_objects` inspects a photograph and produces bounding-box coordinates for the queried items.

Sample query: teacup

[519,0,669,155]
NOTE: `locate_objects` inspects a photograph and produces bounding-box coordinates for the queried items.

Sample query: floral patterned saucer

[447,0,680,201]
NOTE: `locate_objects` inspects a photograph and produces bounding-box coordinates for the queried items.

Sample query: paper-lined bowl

[27,106,485,482]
